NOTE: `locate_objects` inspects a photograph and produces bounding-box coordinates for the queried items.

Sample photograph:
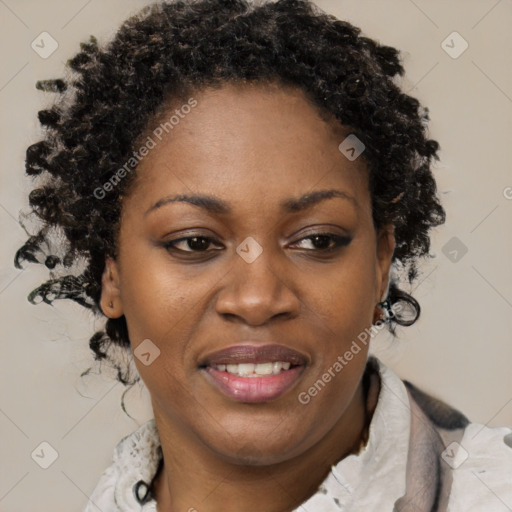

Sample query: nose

[215,245,301,326]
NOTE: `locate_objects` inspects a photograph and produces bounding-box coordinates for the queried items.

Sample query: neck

[152,373,378,512]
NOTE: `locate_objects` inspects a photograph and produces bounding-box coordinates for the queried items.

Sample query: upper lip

[199,344,308,367]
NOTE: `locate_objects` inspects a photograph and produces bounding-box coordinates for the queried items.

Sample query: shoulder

[370,357,512,510]
[402,371,512,510]
[447,422,512,511]
[83,419,162,512]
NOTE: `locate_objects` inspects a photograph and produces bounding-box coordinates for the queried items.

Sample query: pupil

[313,235,330,249]
[189,237,209,251]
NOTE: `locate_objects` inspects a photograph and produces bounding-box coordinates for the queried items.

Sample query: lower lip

[203,366,304,403]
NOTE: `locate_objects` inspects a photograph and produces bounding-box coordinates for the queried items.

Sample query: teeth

[255,362,273,375]
[214,361,293,377]
[238,363,255,376]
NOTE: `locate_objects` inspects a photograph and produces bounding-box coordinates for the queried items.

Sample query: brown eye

[292,233,352,252]
[163,236,222,253]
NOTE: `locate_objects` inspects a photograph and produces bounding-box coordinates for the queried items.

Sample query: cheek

[115,272,191,397]
[122,278,196,420]
[121,275,181,342]
[294,243,377,402]
[301,248,377,338]
[117,259,220,391]
[118,249,205,343]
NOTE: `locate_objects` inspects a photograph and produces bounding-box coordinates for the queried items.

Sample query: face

[101,82,395,465]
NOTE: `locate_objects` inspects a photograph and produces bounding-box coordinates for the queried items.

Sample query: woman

[15,0,512,510]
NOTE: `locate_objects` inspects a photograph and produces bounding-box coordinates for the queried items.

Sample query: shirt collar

[296,356,411,510]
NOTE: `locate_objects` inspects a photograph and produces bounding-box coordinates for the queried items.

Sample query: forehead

[127,82,370,216]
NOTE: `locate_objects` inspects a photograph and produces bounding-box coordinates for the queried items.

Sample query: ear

[100,257,124,318]
[375,224,396,303]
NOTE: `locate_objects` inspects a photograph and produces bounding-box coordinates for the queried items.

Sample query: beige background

[1,0,511,510]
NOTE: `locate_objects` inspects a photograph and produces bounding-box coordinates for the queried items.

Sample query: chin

[202,422,309,467]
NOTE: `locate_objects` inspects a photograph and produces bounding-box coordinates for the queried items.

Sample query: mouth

[199,344,308,403]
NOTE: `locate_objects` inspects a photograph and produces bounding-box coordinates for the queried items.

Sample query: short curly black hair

[15,0,445,386]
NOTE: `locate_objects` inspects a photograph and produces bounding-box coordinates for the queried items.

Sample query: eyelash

[162,232,352,256]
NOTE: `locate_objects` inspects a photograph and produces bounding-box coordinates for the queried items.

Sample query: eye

[163,235,223,253]
[161,232,351,257]
[291,233,352,252]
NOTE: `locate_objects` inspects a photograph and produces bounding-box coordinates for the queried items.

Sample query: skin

[101,81,395,511]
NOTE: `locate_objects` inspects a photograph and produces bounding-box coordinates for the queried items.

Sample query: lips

[199,344,308,403]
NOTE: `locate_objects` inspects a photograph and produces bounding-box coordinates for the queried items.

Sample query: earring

[373,300,391,324]
[109,301,114,308]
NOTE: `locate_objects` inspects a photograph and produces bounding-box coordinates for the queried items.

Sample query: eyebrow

[144,188,358,217]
